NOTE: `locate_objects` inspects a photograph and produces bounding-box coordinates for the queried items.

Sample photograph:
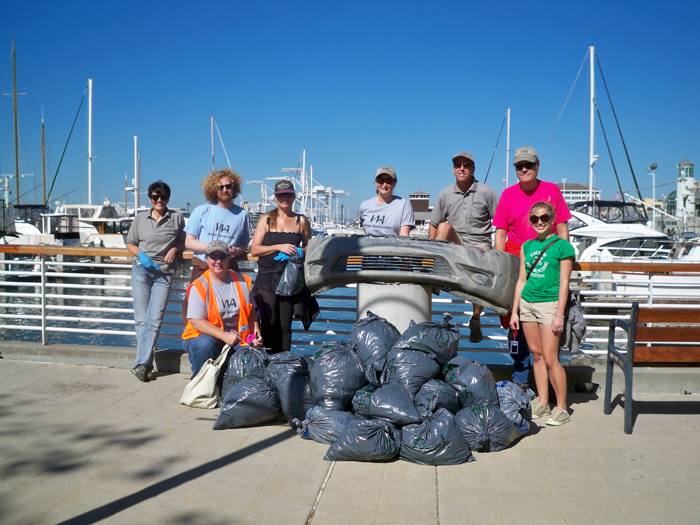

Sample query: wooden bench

[604,302,700,434]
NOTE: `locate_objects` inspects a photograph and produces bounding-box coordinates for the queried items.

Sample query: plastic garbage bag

[213,377,280,430]
[292,406,356,445]
[220,346,269,401]
[400,408,474,465]
[455,404,522,452]
[414,379,461,415]
[310,342,367,411]
[261,351,314,425]
[350,311,401,372]
[324,419,401,462]
[496,381,533,434]
[352,383,421,426]
[383,348,441,397]
[391,316,460,366]
[276,253,304,296]
[443,356,499,408]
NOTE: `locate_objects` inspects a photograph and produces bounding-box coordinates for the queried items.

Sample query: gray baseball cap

[514,146,538,164]
[274,179,295,194]
[452,152,475,164]
[375,166,397,180]
[206,240,229,256]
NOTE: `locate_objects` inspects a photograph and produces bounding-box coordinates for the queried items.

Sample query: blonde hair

[530,201,555,222]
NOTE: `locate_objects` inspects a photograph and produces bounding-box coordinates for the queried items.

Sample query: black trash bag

[383,348,441,397]
[309,342,367,411]
[221,346,269,401]
[263,351,306,386]
[415,379,461,416]
[400,407,475,465]
[292,406,356,445]
[350,311,401,371]
[443,356,499,408]
[276,253,304,296]
[391,316,460,366]
[213,377,280,430]
[454,404,522,452]
[324,419,401,462]
[352,383,421,426]
[261,351,315,425]
[496,381,533,435]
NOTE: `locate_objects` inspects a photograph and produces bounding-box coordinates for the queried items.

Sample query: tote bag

[180,344,233,409]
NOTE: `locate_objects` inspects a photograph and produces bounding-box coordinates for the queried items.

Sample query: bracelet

[554,314,565,319]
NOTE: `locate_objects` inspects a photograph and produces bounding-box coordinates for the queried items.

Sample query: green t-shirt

[521,235,576,303]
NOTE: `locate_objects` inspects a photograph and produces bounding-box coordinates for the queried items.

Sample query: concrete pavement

[1,359,699,524]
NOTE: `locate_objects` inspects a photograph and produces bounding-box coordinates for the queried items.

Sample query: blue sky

[1,0,699,218]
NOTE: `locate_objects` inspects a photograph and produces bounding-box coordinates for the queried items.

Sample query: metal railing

[1,245,699,355]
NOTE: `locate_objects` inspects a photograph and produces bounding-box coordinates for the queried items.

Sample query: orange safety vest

[182,269,253,344]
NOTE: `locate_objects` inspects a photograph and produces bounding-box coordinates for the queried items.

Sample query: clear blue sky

[2,0,699,217]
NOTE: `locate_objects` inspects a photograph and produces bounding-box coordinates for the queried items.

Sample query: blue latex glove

[296,247,304,258]
[138,251,158,270]
[274,252,290,262]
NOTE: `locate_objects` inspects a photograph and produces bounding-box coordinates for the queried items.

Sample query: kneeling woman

[509,202,575,426]
[182,240,263,376]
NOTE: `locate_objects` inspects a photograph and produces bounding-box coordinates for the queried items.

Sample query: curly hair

[201,168,243,204]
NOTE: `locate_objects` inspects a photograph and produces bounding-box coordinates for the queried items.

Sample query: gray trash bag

[454,404,522,452]
[276,253,304,296]
[352,383,421,426]
[310,342,367,411]
[415,379,461,416]
[221,346,269,401]
[391,316,460,366]
[213,376,280,430]
[443,356,499,408]
[496,380,533,435]
[350,311,401,371]
[277,367,315,427]
[292,406,356,445]
[400,407,475,465]
[383,348,441,397]
[324,419,401,462]
[264,351,307,386]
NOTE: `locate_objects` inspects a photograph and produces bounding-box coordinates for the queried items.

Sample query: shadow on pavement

[54,428,297,525]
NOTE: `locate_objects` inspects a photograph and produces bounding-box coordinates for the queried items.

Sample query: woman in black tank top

[250,180,311,353]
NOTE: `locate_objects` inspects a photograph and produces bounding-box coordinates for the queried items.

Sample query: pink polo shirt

[493,180,571,248]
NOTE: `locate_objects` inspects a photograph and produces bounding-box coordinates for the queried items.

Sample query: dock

[1,359,699,524]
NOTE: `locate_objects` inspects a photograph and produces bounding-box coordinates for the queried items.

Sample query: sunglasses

[218,183,233,191]
[453,162,474,169]
[375,178,395,185]
[515,162,536,171]
[149,194,169,201]
[207,252,228,261]
[529,214,551,224]
[276,193,295,199]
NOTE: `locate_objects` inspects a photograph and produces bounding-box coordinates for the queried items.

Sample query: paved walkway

[1,360,699,525]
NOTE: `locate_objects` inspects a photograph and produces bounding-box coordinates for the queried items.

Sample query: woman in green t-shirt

[510,202,575,426]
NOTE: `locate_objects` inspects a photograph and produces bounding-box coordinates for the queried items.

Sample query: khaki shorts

[519,299,559,324]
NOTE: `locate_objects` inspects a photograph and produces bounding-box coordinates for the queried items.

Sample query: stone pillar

[356,283,432,333]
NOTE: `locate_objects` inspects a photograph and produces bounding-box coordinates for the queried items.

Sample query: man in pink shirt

[493,146,572,389]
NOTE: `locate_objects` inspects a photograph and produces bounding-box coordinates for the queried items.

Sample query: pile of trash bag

[206,313,533,465]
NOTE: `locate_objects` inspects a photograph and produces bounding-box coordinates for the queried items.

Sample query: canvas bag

[180,344,234,409]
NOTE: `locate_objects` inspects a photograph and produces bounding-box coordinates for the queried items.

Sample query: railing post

[647,272,654,307]
[40,254,48,344]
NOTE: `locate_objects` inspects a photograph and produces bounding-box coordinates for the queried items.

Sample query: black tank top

[254,214,304,292]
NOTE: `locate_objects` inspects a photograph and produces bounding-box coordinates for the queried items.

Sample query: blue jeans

[182,334,226,376]
[512,327,532,384]
[132,263,172,371]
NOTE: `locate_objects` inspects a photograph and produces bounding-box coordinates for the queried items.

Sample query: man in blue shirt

[181,168,251,322]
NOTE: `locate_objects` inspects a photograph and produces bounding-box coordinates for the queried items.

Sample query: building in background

[409,190,431,234]
[666,159,700,234]
[555,182,601,205]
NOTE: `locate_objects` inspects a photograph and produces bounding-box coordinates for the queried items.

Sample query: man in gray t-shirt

[429,151,498,343]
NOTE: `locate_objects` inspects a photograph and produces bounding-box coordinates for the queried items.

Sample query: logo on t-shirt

[221,297,238,310]
[370,214,386,225]
[215,222,231,234]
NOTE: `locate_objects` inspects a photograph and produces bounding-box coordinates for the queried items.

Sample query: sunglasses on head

[208,252,228,261]
[149,194,169,201]
[218,183,233,191]
[529,213,551,224]
[516,162,536,171]
[453,162,473,169]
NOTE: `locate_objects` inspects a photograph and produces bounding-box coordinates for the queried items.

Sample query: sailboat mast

[505,108,511,188]
[42,117,46,205]
[589,45,595,202]
[12,38,20,204]
[87,78,93,205]
[211,117,215,171]
[134,136,139,209]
